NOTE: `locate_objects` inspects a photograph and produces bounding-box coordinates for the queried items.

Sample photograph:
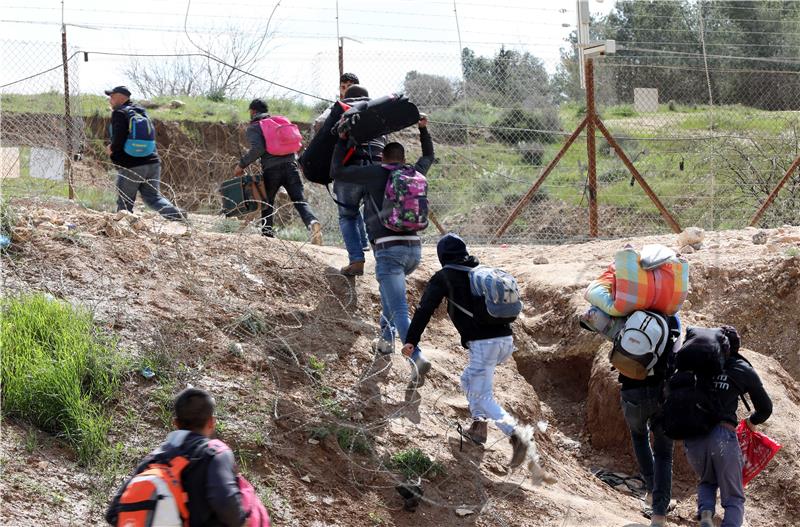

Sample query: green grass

[678,107,798,134]
[308,355,326,378]
[318,386,345,418]
[388,448,445,480]
[336,426,372,454]
[0,293,126,464]
[1,93,318,124]
[0,198,16,237]
[1,175,117,212]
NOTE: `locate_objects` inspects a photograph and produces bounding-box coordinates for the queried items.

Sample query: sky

[0,0,615,101]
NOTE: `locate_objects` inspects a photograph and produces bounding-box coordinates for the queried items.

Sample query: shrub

[517,142,546,165]
[336,426,372,454]
[606,105,637,118]
[403,71,455,108]
[0,199,16,237]
[0,294,125,464]
[389,448,445,480]
[491,107,562,144]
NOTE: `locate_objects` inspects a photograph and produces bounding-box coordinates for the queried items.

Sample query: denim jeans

[116,163,183,220]
[261,161,317,236]
[333,179,369,263]
[684,424,745,527]
[374,244,422,354]
[621,386,674,516]
[462,336,517,436]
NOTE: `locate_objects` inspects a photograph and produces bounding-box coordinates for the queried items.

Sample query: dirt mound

[1,200,799,526]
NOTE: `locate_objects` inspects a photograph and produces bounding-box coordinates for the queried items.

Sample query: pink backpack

[259,116,302,156]
[377,163,429,233]
[208,439,271,527]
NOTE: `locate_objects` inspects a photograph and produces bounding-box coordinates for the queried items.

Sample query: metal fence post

[61,25,74,200]
[585,57,598,238]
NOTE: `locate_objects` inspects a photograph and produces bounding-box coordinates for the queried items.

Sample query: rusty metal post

[750,154,800,227]
[493,117,589,241]
[338,38,344,78]
[595,119,682,233]
[585,57,598,238]
[61,25,74,200]
[428,210,446,235]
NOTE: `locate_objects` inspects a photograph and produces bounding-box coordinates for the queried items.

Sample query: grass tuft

[0,293,126,464]
[389,448,445,480]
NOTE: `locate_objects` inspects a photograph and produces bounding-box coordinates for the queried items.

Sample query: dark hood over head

[438,233,471,266]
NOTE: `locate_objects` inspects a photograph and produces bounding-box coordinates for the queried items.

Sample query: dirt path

[1,201,798,526]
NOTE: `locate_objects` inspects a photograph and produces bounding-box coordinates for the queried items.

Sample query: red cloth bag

[208,439,271,526]
[736,420,782,486]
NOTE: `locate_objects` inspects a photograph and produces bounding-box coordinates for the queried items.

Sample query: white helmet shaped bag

[609,310,669,380]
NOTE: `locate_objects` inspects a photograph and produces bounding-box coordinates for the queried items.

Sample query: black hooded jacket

[405,235,513,348]
[713,354,773,426]
[105,430,245,526]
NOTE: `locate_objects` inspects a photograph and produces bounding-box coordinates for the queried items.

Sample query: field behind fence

[2,33,799,245]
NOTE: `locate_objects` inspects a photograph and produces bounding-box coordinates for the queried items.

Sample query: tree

[577,0,800,109]
[124,23,276,100]
[403,71,455,108]
[460,46,556,106]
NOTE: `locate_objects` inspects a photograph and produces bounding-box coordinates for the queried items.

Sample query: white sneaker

[644,492,653,507]
[371,338,393,355]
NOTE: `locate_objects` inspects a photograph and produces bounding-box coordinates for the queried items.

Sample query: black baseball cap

[104,86,131,97]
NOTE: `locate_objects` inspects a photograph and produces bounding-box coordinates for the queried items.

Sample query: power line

[0,19,572,47]
[619,47,800,65]
[600,62,800,75]
[615,40,800,49]
[0,6,578,29]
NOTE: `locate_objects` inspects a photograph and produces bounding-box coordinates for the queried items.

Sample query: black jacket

[331,127,434,242]
[109,102,159,168]
[239,112,296,172]
[619,315,682,391]
[105,431,246,527]
[713,355,773,426]
[405,256,513,348]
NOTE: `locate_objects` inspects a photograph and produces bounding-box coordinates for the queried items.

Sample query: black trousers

[260,161,318,236]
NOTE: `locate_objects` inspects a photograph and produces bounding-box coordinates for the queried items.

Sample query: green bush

[491,107,562,144]
[0,294,125,464]
[336,427,372,454]
[389,448,445,480]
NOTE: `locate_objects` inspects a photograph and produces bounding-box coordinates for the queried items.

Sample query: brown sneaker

[309,221,323,246]
[509,430,530,468]
[461,419,488,445]
[340,261,365,276]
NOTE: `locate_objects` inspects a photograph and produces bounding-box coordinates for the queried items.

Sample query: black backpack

[661,327,751,440]
[661,327,727,440]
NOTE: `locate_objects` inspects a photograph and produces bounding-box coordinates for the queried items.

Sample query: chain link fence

[2,39,799,245]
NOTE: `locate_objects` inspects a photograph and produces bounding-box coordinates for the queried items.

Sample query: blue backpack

[444,264,523,324]
[111,107,156,157]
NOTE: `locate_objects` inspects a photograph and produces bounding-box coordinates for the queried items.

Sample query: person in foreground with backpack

[105,85,185,221]
[105,388,249,526]
[612,311,682,527]
[401,233,531,468]
[331,114,433,387]
[235,98,322,245]
[662,326,772,527]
